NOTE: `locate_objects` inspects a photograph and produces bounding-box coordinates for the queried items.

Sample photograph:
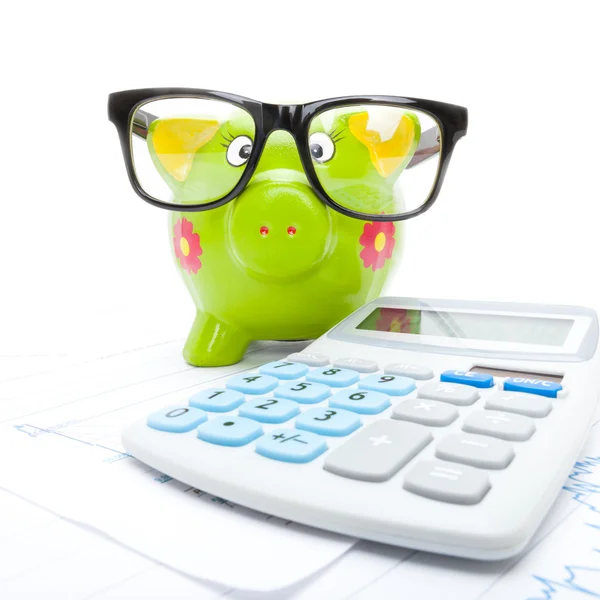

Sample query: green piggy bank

[144,105,421,366]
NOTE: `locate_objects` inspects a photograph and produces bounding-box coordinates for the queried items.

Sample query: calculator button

[329,389,391,415]
[440,370,494,389]
[384,363,434,380]
[197,416,263,447]
[147,406,208,433]
[189,388,244,412]
[286,352,330,367]
[259,361,309,380]
[392,399,458,427]
[275,381,331,404]
[418,381,479,406]
[332,358,378,373]
[403,460,491,505]
[306,367,360,387]
[296,407,361,437]
[485,391,552,418]
[256,429,328,463]
[226,373,278,395]
[323,420,432,482]
[462,410,535,441]
[238,398,300,424]
[358,374,416,396]
[503,377,563,398]
[435,433,514,469]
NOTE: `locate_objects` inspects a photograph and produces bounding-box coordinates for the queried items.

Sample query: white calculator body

[122,297,600,560]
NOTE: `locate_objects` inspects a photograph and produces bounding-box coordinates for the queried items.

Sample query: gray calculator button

[403,460,491,505]
[384,363,434,380]
[418,380,479,406]
[324,420,432,482]
[435,433,514,469]
[485,391,552,418]
[392,399,458,427]
[462,410,535,441]
[286,352,329,367]
[333,357,378,373]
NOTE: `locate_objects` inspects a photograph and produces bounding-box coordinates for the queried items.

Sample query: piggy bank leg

[183,312,251,367]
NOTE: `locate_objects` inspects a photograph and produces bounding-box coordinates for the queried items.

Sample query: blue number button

[296,407,361,437]
[307,367,360,387]
[441,370,494,389]
[189,388,245,412]
[504,377,563,398]
[275,381,331,404]
[226,373,278,395]
[329,389,391,415]
[197,416,263,447]
[359,374,416,396]
[256,429,328,463]
[147,406,207,433]
[239,398,300,424]
[259,361,309,380]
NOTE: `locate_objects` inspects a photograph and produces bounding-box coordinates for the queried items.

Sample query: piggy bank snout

[229,179,333,279]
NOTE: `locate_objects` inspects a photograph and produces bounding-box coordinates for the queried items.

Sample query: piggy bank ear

[147,118,220,182]
[348,111,421,178]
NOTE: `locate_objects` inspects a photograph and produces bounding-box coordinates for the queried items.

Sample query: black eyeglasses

[108,88,467,222]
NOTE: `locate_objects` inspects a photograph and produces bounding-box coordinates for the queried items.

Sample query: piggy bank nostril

[260,226,269,236]
[287,226,297,237]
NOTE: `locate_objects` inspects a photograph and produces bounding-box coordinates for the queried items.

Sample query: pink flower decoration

[173,218,203,274]
[359,221,396,271]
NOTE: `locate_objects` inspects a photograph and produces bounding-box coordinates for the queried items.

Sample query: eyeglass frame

[108,88,468,222]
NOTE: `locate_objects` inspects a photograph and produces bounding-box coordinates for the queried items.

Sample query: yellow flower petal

[149,118,220,182]
[349,111,418,177]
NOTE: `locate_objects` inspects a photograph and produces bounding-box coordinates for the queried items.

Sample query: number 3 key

[296,407,361,436]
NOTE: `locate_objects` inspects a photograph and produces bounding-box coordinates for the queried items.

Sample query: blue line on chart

[526,456,600,599]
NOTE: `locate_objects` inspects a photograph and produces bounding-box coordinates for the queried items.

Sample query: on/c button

[503,377,563,398]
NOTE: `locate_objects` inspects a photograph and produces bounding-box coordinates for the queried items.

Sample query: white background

[1,0,599,355]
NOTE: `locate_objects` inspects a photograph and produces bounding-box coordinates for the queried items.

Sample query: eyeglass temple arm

[406,126,440,169]
[131,109,439,168]
[132,109,158,139]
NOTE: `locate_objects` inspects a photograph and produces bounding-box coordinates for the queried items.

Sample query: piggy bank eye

[226,135,253,167]
[309,132,335,163]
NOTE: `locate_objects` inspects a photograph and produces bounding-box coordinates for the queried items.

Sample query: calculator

[122,297,600,560]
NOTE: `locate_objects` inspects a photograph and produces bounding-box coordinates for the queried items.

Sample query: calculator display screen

[356,307,574,346]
